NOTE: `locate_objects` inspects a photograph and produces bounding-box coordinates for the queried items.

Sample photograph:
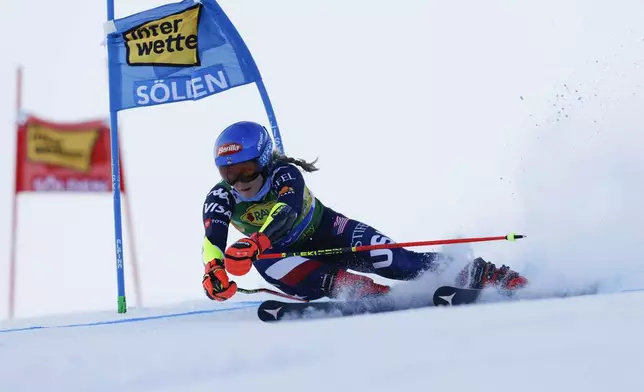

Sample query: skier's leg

[317,209,447,280]
[344,221,528,290]
[252,255,330,300]
[349,225,446,279]
[318,208,528,290]
[252,253,390,301]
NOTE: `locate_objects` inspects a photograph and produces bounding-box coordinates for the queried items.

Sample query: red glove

[202,259,237,301]
[225,232,271,276]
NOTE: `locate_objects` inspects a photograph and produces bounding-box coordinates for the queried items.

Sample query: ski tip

[506,233,526,241]
[257,300,287,322]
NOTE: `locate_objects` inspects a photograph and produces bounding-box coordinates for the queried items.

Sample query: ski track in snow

[1,290,643,392]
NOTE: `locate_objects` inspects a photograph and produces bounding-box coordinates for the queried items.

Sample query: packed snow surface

[2,290,643,392]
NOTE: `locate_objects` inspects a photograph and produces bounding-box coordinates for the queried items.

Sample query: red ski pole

[239,234,524,302]
[258,233,525,260]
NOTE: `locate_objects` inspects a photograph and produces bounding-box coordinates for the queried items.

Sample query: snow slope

[2,290,643,392]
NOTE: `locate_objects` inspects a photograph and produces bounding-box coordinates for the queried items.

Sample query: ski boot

[457,257,528,294]
[330,269,391,300]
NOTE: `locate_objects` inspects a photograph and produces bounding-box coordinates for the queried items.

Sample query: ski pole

[258,233,525,260]
[240,234,524,302]
[237,287,309,302]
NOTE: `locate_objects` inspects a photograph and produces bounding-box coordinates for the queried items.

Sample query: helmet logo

[217,143,243,156]
[257,130,264,151]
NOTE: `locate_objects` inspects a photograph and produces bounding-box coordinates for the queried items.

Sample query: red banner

[15,115,125,193]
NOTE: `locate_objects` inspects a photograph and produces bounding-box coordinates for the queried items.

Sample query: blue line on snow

[0,301,262,334]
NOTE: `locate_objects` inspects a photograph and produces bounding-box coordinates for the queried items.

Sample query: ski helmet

[214,121,274,167]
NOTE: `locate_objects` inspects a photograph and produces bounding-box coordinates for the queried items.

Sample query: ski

[432,283,609,307]
[257,285,477,322]
[259,300,369,322]
[257,293,437,322]
[256,283,606,322]
[432,285,483,306]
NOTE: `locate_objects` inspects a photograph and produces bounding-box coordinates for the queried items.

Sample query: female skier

[201,121,528,302]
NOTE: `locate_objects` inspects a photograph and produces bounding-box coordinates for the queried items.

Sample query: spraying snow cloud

[514,37,644,292]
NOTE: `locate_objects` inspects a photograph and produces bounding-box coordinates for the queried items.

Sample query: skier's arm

[222,165,307,276]
[201,185,238,301]
[259,165,306,242]
[201,185,235,264]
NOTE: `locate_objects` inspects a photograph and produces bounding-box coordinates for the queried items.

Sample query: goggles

[218,159,262,185]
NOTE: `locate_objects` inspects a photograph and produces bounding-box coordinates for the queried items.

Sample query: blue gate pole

[255,79,284,155]
[106,0,127,313]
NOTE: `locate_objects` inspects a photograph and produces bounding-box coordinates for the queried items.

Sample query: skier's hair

[271,151,319,173]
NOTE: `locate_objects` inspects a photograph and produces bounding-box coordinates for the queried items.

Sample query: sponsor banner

[107,0,262,111]
[15,115,125,193]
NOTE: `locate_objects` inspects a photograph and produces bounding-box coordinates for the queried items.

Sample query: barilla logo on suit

[217,143,243,156]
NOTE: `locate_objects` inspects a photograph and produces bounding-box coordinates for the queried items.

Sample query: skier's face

[219,159,261,186]
[232,173,264,198]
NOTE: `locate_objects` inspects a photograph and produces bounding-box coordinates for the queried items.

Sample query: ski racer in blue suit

[201,121,528,302]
